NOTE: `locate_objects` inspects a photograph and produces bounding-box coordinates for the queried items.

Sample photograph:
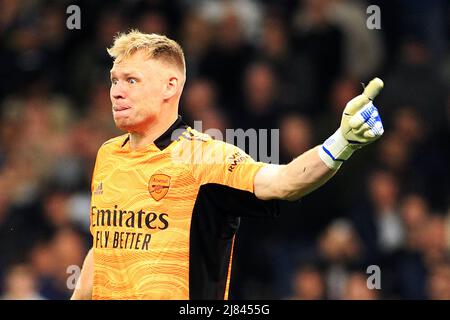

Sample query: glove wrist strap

[318,129,356,169]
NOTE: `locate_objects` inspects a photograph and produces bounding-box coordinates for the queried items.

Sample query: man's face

[110,50,167,133]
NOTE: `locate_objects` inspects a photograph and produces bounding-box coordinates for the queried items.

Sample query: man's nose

[111,83,126,100]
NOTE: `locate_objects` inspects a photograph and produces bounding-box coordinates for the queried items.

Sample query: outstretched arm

[254,78,384,201]
[254,147,336,201]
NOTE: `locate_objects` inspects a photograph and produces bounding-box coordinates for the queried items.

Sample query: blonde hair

[107,29,186,75]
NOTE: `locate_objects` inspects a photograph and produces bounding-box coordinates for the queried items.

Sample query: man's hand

[342,77,384,143]
[319,78,384,169]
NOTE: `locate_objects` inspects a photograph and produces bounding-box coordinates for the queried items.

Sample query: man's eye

[128,78,137,84]
[111,79,118,85]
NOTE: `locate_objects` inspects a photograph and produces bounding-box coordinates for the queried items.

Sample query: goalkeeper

[72,30,384,300]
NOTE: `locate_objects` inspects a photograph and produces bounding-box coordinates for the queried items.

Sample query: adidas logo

[94,182,103,195]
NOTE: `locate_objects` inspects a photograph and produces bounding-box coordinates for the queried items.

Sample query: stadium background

[0,0,449,300]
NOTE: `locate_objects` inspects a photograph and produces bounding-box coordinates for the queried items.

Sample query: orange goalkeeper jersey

[90,116,278,299]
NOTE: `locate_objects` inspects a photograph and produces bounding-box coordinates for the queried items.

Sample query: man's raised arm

[254,78,384,201]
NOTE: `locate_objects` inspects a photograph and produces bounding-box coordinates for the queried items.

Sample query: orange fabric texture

[90,127,265,299]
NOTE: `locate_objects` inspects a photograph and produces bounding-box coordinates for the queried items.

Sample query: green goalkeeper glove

[319,77,384,169]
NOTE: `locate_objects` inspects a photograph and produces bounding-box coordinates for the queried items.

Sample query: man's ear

[163,76,179,100]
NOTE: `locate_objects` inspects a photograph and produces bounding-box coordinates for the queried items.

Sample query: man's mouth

[113,105,131,112]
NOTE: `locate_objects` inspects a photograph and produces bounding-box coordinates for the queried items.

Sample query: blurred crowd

[0,0,449,300]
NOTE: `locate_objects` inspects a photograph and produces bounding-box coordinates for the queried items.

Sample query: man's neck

[129,113,178,151]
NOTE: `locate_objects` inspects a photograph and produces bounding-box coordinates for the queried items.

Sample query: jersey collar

[154,115,188,150]
[121,115,188,151]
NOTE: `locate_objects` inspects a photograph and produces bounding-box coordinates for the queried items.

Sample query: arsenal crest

[149,174,171,201]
